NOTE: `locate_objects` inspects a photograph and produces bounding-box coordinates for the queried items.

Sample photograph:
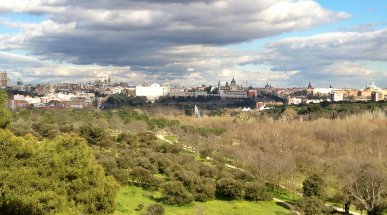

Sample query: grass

[164,135,179,143]
[115,186,290,215]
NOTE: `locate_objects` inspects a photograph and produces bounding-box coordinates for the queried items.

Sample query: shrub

[302,174,325,199]
[216,178,244,200]
[162,181,194,206]
[244,182,272,201]
[298,196,325,215]
[117,132,138,146]
[146,203,164,215]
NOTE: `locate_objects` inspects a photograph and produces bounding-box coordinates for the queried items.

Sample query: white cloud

[0,0,354,85]
[253,29,387,87]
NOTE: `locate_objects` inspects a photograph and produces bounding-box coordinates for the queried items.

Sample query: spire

[307,82,313,89]
[231,76,236,84]
[329,84,332,88]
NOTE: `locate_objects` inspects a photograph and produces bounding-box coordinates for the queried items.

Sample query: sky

[0,0,386,88]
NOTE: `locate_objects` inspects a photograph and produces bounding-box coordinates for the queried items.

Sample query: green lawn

[115,186,290,215]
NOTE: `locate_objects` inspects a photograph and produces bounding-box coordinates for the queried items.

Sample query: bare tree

[350,163,386,215]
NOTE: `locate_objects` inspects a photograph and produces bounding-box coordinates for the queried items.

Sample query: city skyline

[0,1,386,88]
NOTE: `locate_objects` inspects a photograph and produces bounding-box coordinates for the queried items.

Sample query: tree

[350,163,386,215]
[146,204,164,215]
[162,181,194,206]
[244,182,272,201]
[78,125,113,147]
[130,167,160,191]
[216,178,244,200]
[117,132,138,146]
[0,131,119,214]
[298,196,325,215]
[302,174,325,199]
[0,90,11,129]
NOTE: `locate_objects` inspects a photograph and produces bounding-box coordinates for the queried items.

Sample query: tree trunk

[367,207,382,215]
[344,201,350,215]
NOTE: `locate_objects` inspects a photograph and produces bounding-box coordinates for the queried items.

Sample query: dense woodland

[0,90,386,215]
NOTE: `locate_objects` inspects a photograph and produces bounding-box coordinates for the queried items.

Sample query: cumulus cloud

[0,0,350,84]
[254,29,387,87]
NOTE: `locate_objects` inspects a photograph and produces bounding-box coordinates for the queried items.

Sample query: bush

[302,174,325,199]
[244,182,272,201]
[130,167,160,190]
[162,181,194,206]
[146,203,165,215]
[78,125,113,147]
[216,178,244,200]
[138,132,157,144]
[173,170,215,202]
[117,132,138,146]
[298,196,325,215]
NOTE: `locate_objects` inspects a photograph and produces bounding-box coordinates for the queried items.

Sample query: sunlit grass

[115,186,290,215]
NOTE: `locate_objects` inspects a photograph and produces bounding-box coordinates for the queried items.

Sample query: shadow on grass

[275,211,288,215]
[276,201,291,210]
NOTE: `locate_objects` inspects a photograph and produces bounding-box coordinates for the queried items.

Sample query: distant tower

[307,82,314,95]
[0,71,8,88]
[230,77,238,91]
[108,75,111,84]
[329,84,332,88]
[307,82,313,89]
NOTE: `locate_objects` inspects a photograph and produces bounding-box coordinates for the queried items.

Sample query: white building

[287,96,303,105]
[13,94,26,101]
[312,88,333,96]
[135,83,170,101]
[330,92,344,102]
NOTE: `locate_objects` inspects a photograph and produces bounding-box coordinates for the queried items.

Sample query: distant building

[136,83,170,101]
[330,92,344,102]
[0,71,8,88]
[16,78,26,91]
[287,96,304,105]
[371,92,384,102]
[313,88,333,97]
[306,82,314,95]
[218,77,247,98]
[247,89,257,98]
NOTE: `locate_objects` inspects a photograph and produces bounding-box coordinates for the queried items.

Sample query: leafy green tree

[216,178,244,200]
[162,181,194,206]
[130,167,160,191]
[298,196,325,215]
[244,182,272,201]
[0,90,11,129]
[146,204,165,215]
[117,132,138,146]
[173,170,215,202]
[78,125,113,147]
[0,131,119,214]
[302,174,325,199]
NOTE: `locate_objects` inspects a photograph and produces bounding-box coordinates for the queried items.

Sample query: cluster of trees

[89,129,273,207]
[172,110,387,215]
[105,94,148,108]
[289,101,387,118]
[3,103,386,215]
[0,130,118,214]
[0,90,11,129]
